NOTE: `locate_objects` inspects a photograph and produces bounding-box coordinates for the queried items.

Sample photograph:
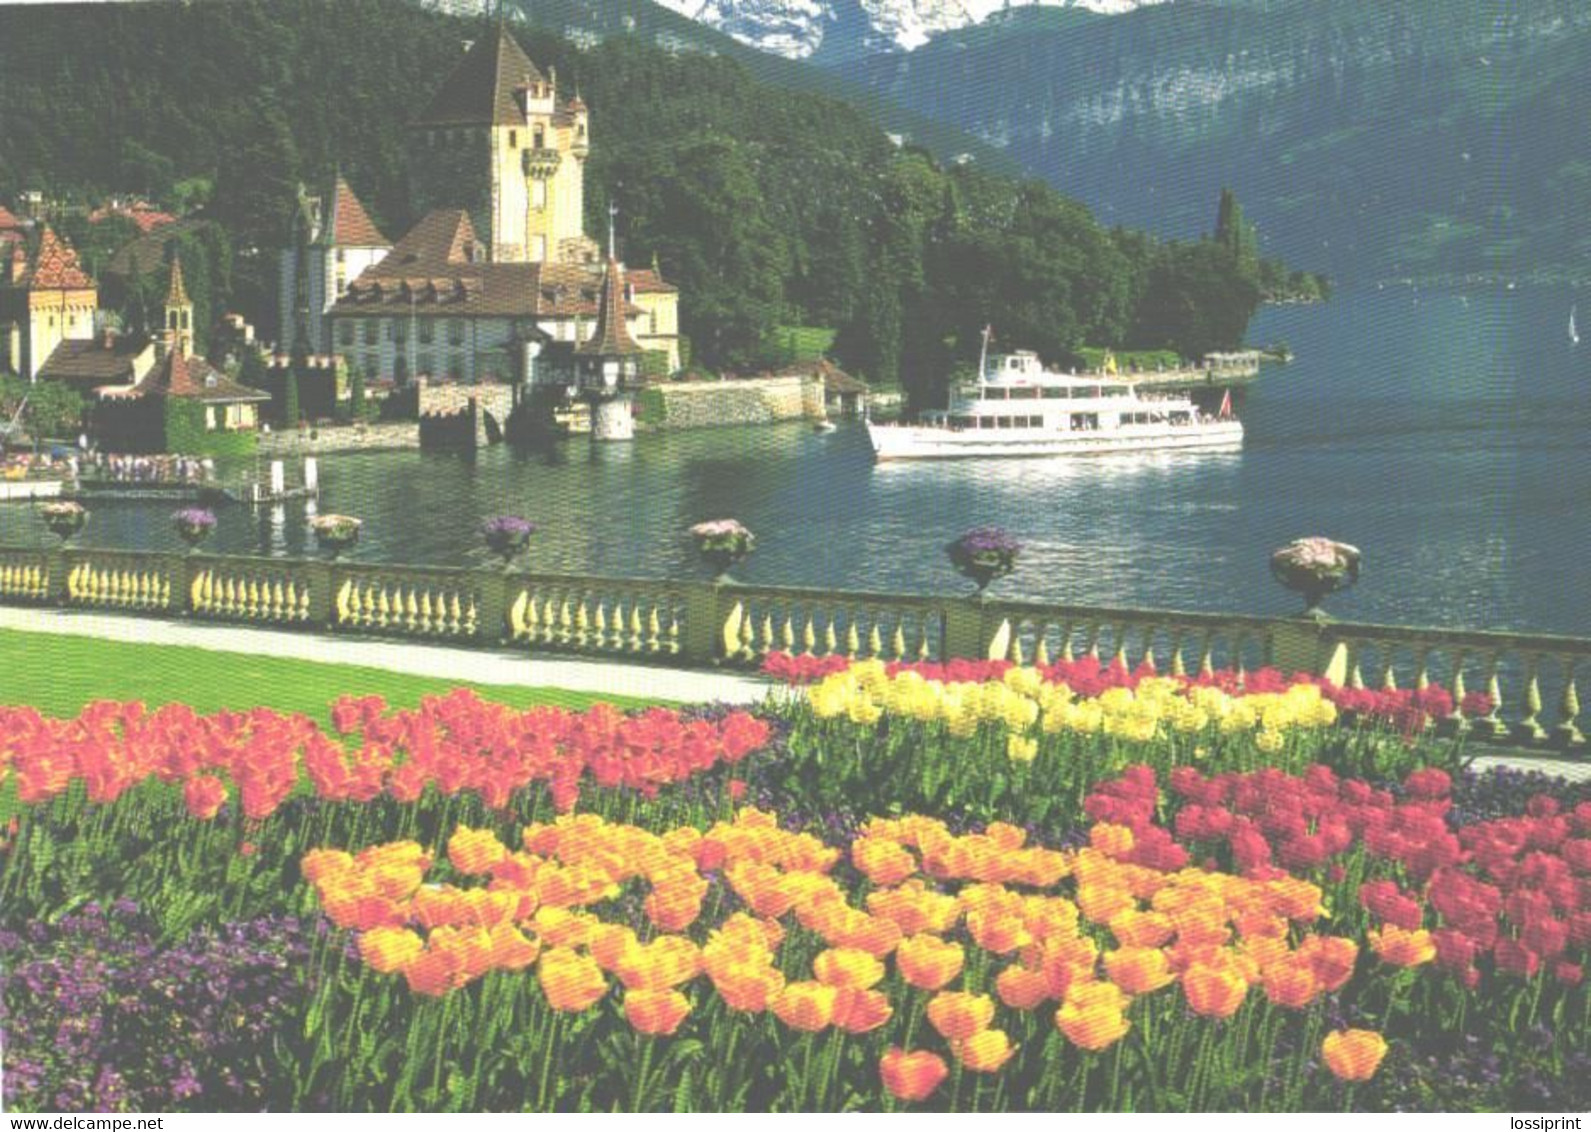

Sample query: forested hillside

[0,0,1308,400]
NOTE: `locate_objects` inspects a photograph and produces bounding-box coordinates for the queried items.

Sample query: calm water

[7,287,1588,635]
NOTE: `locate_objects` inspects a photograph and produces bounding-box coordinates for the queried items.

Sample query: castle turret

[163,254,193,360]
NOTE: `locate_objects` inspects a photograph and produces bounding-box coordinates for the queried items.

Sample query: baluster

[1140,627,1158,674]
[1111,623,1128,671]
[572,595,590,647]
[647,605,662,653]
[417,590,433,634]
[1034,629,1051,668]
[824,614,838,657]
[781,614,796,655]
[1378,643,1398,691]
[463,594,478,636]
[1471,652,1505,738]
[247,577,262,618]
[450,592,466,635]
[508,590,528,639]
[845,613,861,659]
[917,621,932,661]
[1058,622,1075,664]
[1445,649,1469,732]
[1009,627,1025,666]
[557,595,573,645]
[666,604,682,654]
[1233,633,1250,685]
[1347,642,1366,690]
[802,612,816,657]
[892,624,908,662]
[760,612,777,658]
[629,602,645,653]
[1554,659,1584,747]
[1085,622,1102,661]
[868,621,883,659]
[1515,653,1547,744]
[740,610,756,658]
[594,600,608,650]
[1414,647,1433,691]
[268,579,284,620]
[1169,629,1187,678]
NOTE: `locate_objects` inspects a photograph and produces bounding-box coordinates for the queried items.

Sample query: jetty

[68,457,321,507]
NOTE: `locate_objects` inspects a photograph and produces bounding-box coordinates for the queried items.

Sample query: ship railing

[0,542,1585,751]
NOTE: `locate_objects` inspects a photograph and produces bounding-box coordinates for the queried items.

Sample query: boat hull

[867,421,1244,461]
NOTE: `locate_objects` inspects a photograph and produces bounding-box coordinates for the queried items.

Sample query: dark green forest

[0,0,1316,404]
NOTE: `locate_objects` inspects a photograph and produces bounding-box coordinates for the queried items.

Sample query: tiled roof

[413,27,544,127]
[16,226,94,291]
[0,205,23,231]
[101,219,206,279]
[37,336,148,387]
[107,349,269,404]
[88,203,178,234]
[576,259,644,357]
[329,177,389,247]
[380,209,480,268]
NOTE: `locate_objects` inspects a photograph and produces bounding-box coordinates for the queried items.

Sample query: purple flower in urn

[1270,536,1361,615]
[171,507,216,551]
[946,527,1021,594]
[482,515,535,566]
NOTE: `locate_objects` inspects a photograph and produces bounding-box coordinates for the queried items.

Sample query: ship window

[998,416,1013,429]
[951,416,974,430]
[1043,387,1065,399]
[1010,387,1038,400]
[985,387,1007,400]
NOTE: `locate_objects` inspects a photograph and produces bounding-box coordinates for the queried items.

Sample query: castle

[278,26,681,391]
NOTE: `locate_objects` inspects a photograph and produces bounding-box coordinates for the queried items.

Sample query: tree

[0,375,85,440]
[1214,188,1260,280]
[283,366,300,427]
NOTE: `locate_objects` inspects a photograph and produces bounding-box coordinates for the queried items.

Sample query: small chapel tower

[163,254,193,360]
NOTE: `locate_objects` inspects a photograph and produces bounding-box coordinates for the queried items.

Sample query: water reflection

[1,288,1586,635]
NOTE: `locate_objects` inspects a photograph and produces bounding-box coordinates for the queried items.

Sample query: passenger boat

[867,344,1244,462]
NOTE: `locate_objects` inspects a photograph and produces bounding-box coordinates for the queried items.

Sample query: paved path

[0,607,771,706]
[0,606,1584,782]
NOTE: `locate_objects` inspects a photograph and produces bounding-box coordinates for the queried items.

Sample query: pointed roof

[166,254,190,308]
[328,177,389,247]
[381,209,480,268]
[413,26,544,127]
[0,204,23,231]
[17,226,94,290]
[113,348,267,404]
[576,259,644,357]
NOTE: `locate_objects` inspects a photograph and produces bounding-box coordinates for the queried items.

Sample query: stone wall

[643,375,824,431]
[256,422,419,456]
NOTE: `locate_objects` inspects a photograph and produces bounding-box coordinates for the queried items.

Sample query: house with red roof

[0,225,100,381]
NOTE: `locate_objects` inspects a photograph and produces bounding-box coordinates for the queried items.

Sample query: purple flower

[482,515,536,540]
[171,508,217,531]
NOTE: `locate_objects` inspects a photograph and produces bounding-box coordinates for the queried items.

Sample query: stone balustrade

[0,542,1584,752]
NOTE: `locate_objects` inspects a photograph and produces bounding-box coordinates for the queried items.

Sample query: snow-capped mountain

[650,0,1166,60]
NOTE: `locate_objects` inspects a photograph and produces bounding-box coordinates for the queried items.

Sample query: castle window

[509,130,517,148]
[336,249,345,264]
[390,319,407,345]
[394,356,408,384]
[418,320,434,345]
[534,127,545,149]
[447,319,465,346]
[338,322,354,347]
[362,320,377,345]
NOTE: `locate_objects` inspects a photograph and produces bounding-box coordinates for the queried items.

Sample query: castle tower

[408,26,590,265]
[277,177,390,356]
[576,257,644,441]
[0,226,97,381]
[163,254,193,360]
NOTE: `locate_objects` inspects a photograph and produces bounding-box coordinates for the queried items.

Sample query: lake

[5,287,1588,636]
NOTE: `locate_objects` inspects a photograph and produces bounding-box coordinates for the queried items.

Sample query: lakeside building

[279,27,681,389]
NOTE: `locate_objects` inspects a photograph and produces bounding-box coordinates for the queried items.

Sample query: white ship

[867,346,1244,462]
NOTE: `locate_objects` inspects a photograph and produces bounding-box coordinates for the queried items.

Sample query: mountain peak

[649,0,1168,60]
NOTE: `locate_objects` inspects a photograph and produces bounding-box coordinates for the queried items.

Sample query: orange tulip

[1089,823,1136,859]
[359,926,425,974]
[1056,1000,1130,1051]
[955,1029,1016,1073]
[712,964,785,1013]
[995,964,1051,1011]
[832,988,894,1034]
[1104,947,1176,995]
[1369,926,1436,968]
[614,935,702,990]
[1109,910,1175,949]
[539,948,608,1012]
[813,947,886,990]
[486,923,541,971]
[967,911,1032,955]
[880,1048,949,1102]
[447,826,507,874]
[402,948,465,997]
[625,989,693,1036]
[1262,958,1321,1010]
[926,991,995,1041]
[1182,963,1248,1018]
[1322,1029,1389,1082]
[1298,936,1359,992]
[772,980,839,1032]
[896,934,965,991]
[853,838,918,887]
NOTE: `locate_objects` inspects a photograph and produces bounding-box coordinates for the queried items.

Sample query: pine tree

[283,368,301,428]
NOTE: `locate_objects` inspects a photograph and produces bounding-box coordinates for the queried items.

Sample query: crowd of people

[79,451,216,485]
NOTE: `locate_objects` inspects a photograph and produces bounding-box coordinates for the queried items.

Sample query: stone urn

[1270,537,1361,616]
[311,514,362,560]
[172,507,217,553]
[689,519,755,584]
[483,515,536,569]
[40,501,87,543]
[946,527,1022,596]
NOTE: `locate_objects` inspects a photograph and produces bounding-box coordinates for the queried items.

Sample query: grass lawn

[0,628,656,725]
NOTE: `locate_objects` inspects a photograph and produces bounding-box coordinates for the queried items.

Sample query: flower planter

[1271,537,1361,615]
[40,502,87,543]
[310,515,362,560]
[483,516,535,568]
[946,527,1021,596]
[172,508,217,553]
[690,519,755,584]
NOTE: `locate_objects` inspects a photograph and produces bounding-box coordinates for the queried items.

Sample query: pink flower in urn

[1270,537,1361,615]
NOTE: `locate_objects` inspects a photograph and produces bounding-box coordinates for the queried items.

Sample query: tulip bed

[1,656,1588,1113]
